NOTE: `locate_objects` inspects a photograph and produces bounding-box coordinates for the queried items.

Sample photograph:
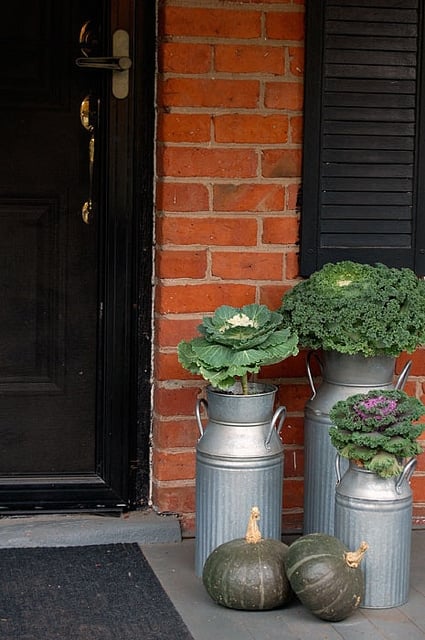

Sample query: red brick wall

[153,0,425,535]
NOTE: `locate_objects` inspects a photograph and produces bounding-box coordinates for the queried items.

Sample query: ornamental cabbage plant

[177,304,298,394]
[329,389,425,478]
[280,261,425,357]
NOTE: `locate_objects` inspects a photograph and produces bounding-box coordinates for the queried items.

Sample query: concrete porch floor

[142,531,425,640]
[1,512,424,639]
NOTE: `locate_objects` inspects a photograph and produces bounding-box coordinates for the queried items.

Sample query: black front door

[0,0,153,512]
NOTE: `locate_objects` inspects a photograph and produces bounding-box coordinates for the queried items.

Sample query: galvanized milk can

[335,457,416,608]
[303,351,411,535]
[195,383,285,576]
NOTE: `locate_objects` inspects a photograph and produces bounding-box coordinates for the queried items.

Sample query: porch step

[0,510,181,548]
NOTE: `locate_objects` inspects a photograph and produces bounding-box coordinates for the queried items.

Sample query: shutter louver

[301,0,424,275]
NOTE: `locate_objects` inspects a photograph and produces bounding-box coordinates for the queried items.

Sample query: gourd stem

[245,506,262,544]
[345,541,369,568]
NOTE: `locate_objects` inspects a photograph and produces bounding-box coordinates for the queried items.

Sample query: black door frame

[0,0,155,513]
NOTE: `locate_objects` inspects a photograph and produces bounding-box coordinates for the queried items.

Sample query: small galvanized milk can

[335,457,416,608]
[303,351,411,535]
[195,383,285,576]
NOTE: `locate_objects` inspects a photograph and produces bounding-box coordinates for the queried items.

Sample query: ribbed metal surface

[303,410,347,535]
[195,455,283,576]
[303,351,397,535]
[194,385,284,577]
[335,463,413,608]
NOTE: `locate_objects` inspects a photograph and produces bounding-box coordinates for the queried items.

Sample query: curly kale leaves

[329,389,425,477]
[280,261,425,357]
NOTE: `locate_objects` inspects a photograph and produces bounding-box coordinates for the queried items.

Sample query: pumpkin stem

[245,506,262,544]
[344,541,369,568]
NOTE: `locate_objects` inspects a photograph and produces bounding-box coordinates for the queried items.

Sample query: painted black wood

[0,0,154,512]
[301,0,425,275]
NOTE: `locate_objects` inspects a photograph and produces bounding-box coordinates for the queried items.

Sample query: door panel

[0,0,145,511]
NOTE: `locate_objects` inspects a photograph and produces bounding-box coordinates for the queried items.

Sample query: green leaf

[280,261,425,357]
[177,303,298,391]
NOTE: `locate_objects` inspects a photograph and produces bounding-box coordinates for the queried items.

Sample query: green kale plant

[280,261,425,357]
[177,303,298,394]
[329,389,425,478]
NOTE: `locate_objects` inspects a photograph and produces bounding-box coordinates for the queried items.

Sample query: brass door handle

[80,95,98,224]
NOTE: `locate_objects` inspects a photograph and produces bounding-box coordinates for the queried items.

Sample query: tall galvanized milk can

[195,383,285,576]
[335,457,416,608]
[303,351,410,535]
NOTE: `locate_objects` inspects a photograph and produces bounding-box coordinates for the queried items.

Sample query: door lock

[76,27,132,99]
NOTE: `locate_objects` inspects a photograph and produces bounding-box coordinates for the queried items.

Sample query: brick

[285,251,300,279]
[214,114,289,144]
[157,216,258,246]
[151,482,195,513]
[284,448,304,477]
[158,42,212,74]
[157,113,211,143]
[159,78,259,109]
[411,475,425,502]
[262,349,309,379]
[290,115,304,144]
[277,382,311,412]
[154,386,203,417]
[415,451,425,472]
[156,283,256,314]
[403,380,417,397]
[262,149,302,178]
[212,251,283,280]
[156,317,201,348]
[156,352,194,381]
[215,44,284,74]
[286,183,302,210]
[158,147,258,178]
[398,349,425,377]
[213,184,285,212]
[156,182,209,213]
[412,506,425,527]
[289,45,305,76]
[259,284,291,310]
[281,416,304,446]
[266,11,305,41]
[236,0,293,4]
[153,418,200,449]
[262,216,299,245]
[156,249,207,279]
[264,81,304,111]
[153,450,196,482]
[282,510,303,534]
[159,6,261,38]
[180,514,196,537]
[283,478,304,509]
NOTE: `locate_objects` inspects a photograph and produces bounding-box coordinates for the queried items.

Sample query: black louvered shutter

[300,0,425,276]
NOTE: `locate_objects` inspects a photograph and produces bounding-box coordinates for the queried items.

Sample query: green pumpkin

[284,533,368,621]
[202,507,293,610]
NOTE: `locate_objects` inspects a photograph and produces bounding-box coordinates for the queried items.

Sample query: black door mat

[0,543,194,640]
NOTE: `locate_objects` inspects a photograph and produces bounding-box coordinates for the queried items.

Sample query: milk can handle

[195,398,208,437]
[265,405,286,450]
[395,360,412,391]
[306,351,323,400]
[335,453,343,485]
[395,457,417,494]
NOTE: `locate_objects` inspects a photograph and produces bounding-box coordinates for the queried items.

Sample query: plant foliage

[280,261,425,357]
[177,304,298,393]
[329,389,425,477]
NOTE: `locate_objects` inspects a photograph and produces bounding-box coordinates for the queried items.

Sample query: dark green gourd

[202,507,293,610]
[284,533,368,621]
